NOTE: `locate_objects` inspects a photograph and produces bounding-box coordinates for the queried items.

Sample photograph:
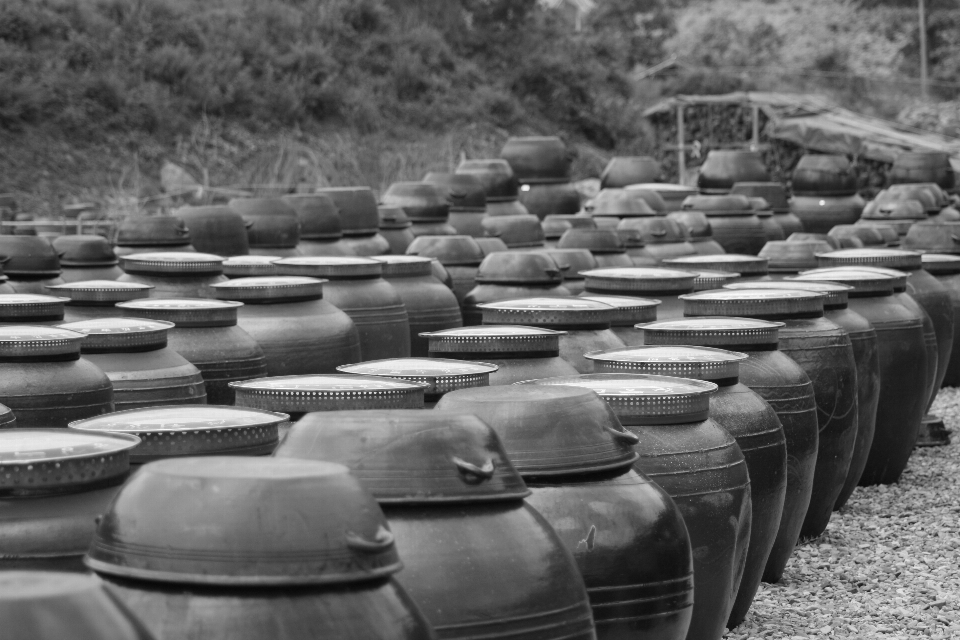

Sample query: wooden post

[677,104,686,184]
[919,0,929,99]
[751,104,761,149]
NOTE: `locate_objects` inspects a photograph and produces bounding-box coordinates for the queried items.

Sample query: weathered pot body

[80,348,206,411]
[789,194,865,234]
[406,236,486,304]
[463,283,571,326]
[888,151,955,191]
[791,154,858,197]
[697,151,770,194]
[519,183,582,220]
[925,256,960,387]
[906,269,954,409]
[175,206,250,256]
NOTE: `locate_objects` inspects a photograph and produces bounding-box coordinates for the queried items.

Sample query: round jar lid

[478,297,614,328]
[373,255,434,278]
[580,295,660,326]
[338,358,498,398]
[210,276,326,302]
[45,281,153,304]
[222,256,280,278]
[788,268,897,295]
[921,253,960,275]
[273,256,382,279]
[0,326,85,359]
[693,269,740,291]
[0,429,139,493]
[725,280,852,308]
[116,298,242,327]
[422,325,566,355]
[119,252,225,275]
[639,317,783,347]
[662,254,769,275]
[231,374,426,413]
[681,288,824,318]
[582,267,697,294]
[69,406,287,462]
[515,373,716,425]
[58,318,172,352]
[0,294,68,320]
[585,345,747,382]
[816,248,922,270]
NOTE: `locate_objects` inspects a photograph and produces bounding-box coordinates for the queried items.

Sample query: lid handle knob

[453,456,495,483]
[605,424,640,445]
[345,526,395,552]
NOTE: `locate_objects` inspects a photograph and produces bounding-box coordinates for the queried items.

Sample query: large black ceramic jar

[583,349,786,627]
[922,254,960,389]
[381,182,458,238]
[0,236,65,293]
[47,280,153,322]
[209,276,360,376]
[282,194,357,257]
[791,154,858,197]
[455,159,531,218]
[115,298,267,405]
[792,268,927,484]
[666,210,727,256]
[379,206,418,254]
[500,136,572,183]
[437,384,693,640]
[731,182,804,236]
[462,251,571,326]
[406,235,486,303]
[581,267,696,321]
[315,186,391,256]
[748,199,787,243]
[790,194,866,235]
[903,220,960,254]
[52,234,124,282]
[601,157,662,189]
[481,215,544,249]
[479,297,623,373]
[860,197,924,237]
[274,256,411,359]
[580,294,659,346]
[118,252,227,298]
[277,409,598,640]
[617,217,697,264]
[586,188,659,225]
[758,241,833,278]
[888,151,955,191]
[682,289,859,540]
[629,184,697,213]
[520,183,582,220]
[114,216,194,257]
[830,225,887,248]
[680,195,766,255]
[0,326,113,427]
[338,358,497,407]
[227,198,302,257]
[557,229,636,268]
[423,172,489,237]
[175,206,250,257]
[697,150,770,194]
[86,457,436,640]
[637,318,819,583]
[537,247,599,294]
[423,326,580,384]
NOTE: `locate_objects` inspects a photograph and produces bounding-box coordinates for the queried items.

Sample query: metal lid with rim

[231,374,426,413]
[273,256,382,279]
[0,326,86,359]
[724,280,852,308]
[585,345,747,383]
[580,295,660,326]
[422,325,567,356]
[45,281,153,305]
[921,253,960,275]
[210,276,325,303]
[0,429,139,494]
[816,248,922,270]
[788,268,897,295]
[693,269,740,291]
[119,252,225,275]
[681,288,825,318]
[337,358,498,399]
[478,297,615,329]
[116,298,242,327]
[639,317,783,347]
[222,256,280,278]
[69,406,287,462]
[372,255,434,278]
[276,409,530,504]
[58,318,173,352]
[515,373,716,425]
[0,294,69,321]
[582,267,698,295]
[662,254,770,275]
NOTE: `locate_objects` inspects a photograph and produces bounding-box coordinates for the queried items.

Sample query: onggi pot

[46,280,153,322]
[337,358,497,408]
[462,251,571,326]
[406,235,485,304]
[118,252,227,298]
[315,186,391,256]
[581,267,696,321]
[663,254,770,282]
[580,294,659,346]
[221,256,280,279]
[922,254,960,390]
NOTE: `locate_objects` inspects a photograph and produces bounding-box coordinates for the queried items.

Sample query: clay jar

[226,198,301,257]
[276,409,597,640]
[479,297,623,373]
[406,235,485,304]
[791,268,927,485]
[281,194,357,257]
[580,294,659,346]
[378,206,417,254]
[481,215,544,249]
[758,241,833,278]
[830,225,887,248]
[730,182,804,236]
[681,289,859,540]
[0,326,114,428]
[584,350,786,628]
[679,195,767,256]
[423,172,488,237]
[47,280,153,322]
[921,254,960,388]
[637,317,818,584]
[52,235,124,282]
[114,298,268,405]
[114,216,194,257]
[537,247,599,294]
[0,293,67,326]
[617,217,697,263]
[209,276,360,376]
[462,251,571,326]
[557,229,636,268]
[436,384,694,640]
[315,187,391,256]
[455,159,531,218]
[373,256,463,357]
[338,358,497,407]
[697,150,770,193]
[175,205,250,256]
[274,257,411,360]
[0,236,65,293]
[666,210,727,256]
[629,184,697,213]
[791,154,858,197]
[0,430,139,572]
[118,252,227,298]
[381,182,458,238]
[889,151,955,191]
[600,156,662,188]
[902,220,960,255]
[663,254,770,283]
[422,325,580,385]
[790,194,866,234]
[519,182,582,220]
[581,267,696,321]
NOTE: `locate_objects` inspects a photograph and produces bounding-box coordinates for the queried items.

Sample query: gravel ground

[725,387,960,639]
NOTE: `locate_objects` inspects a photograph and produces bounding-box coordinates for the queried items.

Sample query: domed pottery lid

[85,457,402,585]
[889,182,949,208]
[725,280,852,308]
[221,255,280,278]
[52,234,119,267]
[45,281,153,305]
[557,228,627,253]
[583,267,698,295]
[423,172,487,212]
[580,295,659,326]
[119,252,225,276]
[0,293,68,321]
[681,194,754,216]
[277,410,528,503]
[479,297,614,329]
[616,217,689,244]
[373,255,434,278]
[475,251,563,284]
[406,235,485,265]
[586,189,657,217]
[759,240,834,272]
[116,298,242,327]
[855,222,900,246]
[0,325,86,359]
[59,317,172,352]
[585,345,747,383]
[541,218,571,240]
[730,182,791,213]
[629,182,698,197]
[639,317,783,347]
[422,325,567,357]
[516,373,716,425]
[70,405,287,462]
[692,269,740,291]
[667,210,713,238]
[0,429,139,494]
[435,385,638,477]
[748,197,773,214]
[211,275,325,303]
[381,182,450,221]
[791,154,858,196]
[921,253,960,275]
[616,188,667,214]
[475,237,510,255]
[862,197,925,221]
[829,225,886,247]
[377,205,411,230]
[0,571,156,640]
[883,184,940,214]
[231,374,425,413]
[537,248,598,278]
[455,159,519,202]
[481,215,544,248]
[314,187,380,236]
[338,358,498,399]
[790,267,899,295]
[0,236,61,277]
[281,193,342,240]
[662,253,769,276]
[543,214,597,230]
[116,216,190,247]
[500,136,572,184]
[816,248,922,271]
[681,288,825,318]
[274,256,382,279]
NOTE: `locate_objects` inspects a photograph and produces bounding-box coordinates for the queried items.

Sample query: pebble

[723,387,960,639]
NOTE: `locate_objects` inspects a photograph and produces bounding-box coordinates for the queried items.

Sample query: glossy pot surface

[175,206,250,256]
[228,198,300,249]
[601,157,662,189]
[789,194,865,234]
[500,136,573,183]
[455,159,519,202]
[924,255,960,387]
[519,182,581,219]
[381,182,450,222]
[791,155,858,196]
[314,187,380,237]
[697,150,770,193]
[730,182,790,212]
[281,194,342,241]
[116,216,191,247]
